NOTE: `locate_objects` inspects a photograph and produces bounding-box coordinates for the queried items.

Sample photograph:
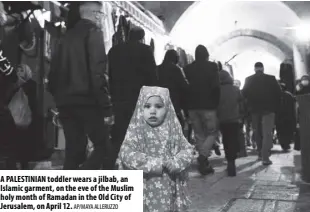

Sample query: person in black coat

[157,49,189,128]
[294,76,310,151]
[0,2,36,169]
[0,47,18,169]
[108,26,158,167]
[280,63,295,95]
[49,2,114,170]
[275,83,296,151]
[5,64,37,169]
[183,45,220,175]
[242,62,282,165]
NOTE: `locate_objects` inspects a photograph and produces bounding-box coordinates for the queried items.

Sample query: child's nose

[150,108,156,114]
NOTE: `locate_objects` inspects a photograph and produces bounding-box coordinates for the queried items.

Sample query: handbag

[8,87,32,127]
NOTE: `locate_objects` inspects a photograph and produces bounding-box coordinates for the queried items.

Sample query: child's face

[143,96,167,127]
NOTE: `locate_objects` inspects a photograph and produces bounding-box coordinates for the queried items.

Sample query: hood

[195,45,209,62]
[219,70,233,85]
[129,26,145,42]
[163,49,179,65]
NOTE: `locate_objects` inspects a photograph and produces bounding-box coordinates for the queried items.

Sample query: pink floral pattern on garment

[117,86,194,212]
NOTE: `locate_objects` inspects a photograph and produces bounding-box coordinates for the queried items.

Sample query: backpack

[8,87,32,128]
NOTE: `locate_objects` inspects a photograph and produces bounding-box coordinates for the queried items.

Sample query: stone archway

[168,1,306,78]
[210,29,293,59]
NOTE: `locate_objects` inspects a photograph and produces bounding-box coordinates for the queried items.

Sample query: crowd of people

[1,2,310,211]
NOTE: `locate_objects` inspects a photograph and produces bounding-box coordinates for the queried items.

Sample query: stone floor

[187,145,310,212]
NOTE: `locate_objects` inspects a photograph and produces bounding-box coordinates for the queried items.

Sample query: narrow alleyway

[188,145,310,212]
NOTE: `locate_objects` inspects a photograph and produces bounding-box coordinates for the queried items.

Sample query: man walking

[184,45,220,175]
[48,2,114,170]
[242,62,282,165]
[108,27,157,167]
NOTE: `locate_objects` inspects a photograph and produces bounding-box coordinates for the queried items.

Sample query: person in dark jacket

[275,83,296,151]
[242,62,282,165]
[0,2,37,169]
[294,76,310,151]
[5,64,37,169]
[108,26,158,168]
[280,63,295,95]
[218,70,242,176]
[184,45,220,175]
[48,2,114,170]
[157,49,189,128]
[0,46,19,170]
[236,78,256,150]
[233,78,247,157]
[0,2,19,167]
[296,75,310,95]
[210,61,224,157]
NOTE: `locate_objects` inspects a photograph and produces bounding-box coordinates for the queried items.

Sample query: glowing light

[295,23,310,42]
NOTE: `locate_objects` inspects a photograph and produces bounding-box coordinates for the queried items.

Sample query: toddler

[117,86,193,212]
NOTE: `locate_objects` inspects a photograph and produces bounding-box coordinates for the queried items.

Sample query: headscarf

[120,86,189,156]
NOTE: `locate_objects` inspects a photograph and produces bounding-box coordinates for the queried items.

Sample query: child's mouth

[149,117,157,122]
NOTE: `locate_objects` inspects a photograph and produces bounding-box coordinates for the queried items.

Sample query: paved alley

[187,146,310,212]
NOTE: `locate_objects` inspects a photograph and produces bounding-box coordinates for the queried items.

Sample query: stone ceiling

[139,1,310,32]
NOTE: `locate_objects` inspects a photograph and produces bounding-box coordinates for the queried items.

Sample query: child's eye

[144,104,150,109]
[155,104,164,109]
